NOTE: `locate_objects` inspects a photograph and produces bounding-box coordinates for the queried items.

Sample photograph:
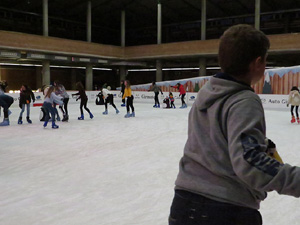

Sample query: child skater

[42,86,63,129]
[122,80,135,118]
[149,81,163,108]
[102,86,119,115]
[163,96,171,108]
[0,80,13,126]
[72,82,93,120]
[171,83,187,108]
[287,86,300,123]
[169,24,300,225]
[54,80,70,122]
[169,92,176,108]
[18,84,35,124]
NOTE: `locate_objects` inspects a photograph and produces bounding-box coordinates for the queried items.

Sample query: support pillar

[120,66,126,82]
[36,66,42,89]
[156,60,162,82]
[199,0,207,77]
[85,64,93,91]
[255,0,260,30]
[199,58,206,77]
[87,1,92,42]
[0,66,2,81]
[42,61,50,85]
[120,11,126,85]
[121,10,126,47]
[201,0,206,41]
[156,1,162,82]
[157,0,162,44]
[43,0,48,36]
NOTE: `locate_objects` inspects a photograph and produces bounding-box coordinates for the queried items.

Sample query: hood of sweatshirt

[196,73,254,111]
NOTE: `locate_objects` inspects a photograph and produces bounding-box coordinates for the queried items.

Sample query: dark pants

[154,92,160,105]
[169,190,262,225]
[105,94,117,110]
[0,95,14,118]
[59,98,69,116]
[171,101,175,108]
[80,98,91,115]
[126,96,134,113]
[122,92,125,104]
[43,102,56,122]
[291,105,299,118]
[181,94,186,105]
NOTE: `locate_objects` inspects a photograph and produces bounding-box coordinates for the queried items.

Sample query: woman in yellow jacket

[122,80,135,118]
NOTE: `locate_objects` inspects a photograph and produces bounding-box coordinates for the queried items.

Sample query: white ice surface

[0,103,300,225]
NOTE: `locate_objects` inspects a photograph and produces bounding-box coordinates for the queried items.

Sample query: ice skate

[56,116,61,121]
[131,112,135,117]
[52,121,59,129]
[18,117,23,125]
[26,116,32,124]
[291,116,296,123]
[89,112,94,119]
[124,112,130,118]
[0,118,10,126]
[78,114,84,120]
[103,110,108,115]
[116,109,120,114]
[121,103,126,107]
[153,104,157,108]
[62,115,69,122]
[297,117,300,124]
[43,121,48,128]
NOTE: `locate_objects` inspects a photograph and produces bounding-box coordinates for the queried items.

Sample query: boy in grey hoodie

[169,24,300,225]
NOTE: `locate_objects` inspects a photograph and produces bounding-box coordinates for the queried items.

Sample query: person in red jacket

[172,83,187,108]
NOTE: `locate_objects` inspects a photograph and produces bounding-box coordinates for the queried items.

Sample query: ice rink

[1,102,300,225]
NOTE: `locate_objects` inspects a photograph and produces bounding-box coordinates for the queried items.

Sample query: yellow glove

[265,138,284,164]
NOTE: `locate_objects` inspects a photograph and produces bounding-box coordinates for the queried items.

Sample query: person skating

[54,80,70,122]
[72,82,93,120]
[169,24,300,225]
[101,86,119,115]
[0,80,13,126]
[42,86,63,129]
[171,83,186,108]
[149,81,163,108]
[120,80,126,107]
[18,84,35,124]
[122,80,135,118]
[169,92,176,109]
[287,86,300,123]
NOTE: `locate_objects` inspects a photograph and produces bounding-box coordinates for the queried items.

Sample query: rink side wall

[5,91,289,110]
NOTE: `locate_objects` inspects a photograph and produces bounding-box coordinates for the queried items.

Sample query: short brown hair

[218,24,270,76]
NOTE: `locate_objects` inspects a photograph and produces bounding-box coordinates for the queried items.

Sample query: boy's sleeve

[227,97,300,197]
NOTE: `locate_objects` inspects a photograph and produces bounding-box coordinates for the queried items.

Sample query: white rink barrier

[4,91,288,110]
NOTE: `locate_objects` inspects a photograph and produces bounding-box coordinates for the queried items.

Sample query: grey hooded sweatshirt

[175,73,300,210]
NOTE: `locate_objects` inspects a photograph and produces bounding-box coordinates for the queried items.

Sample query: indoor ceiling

[0,0,300,30]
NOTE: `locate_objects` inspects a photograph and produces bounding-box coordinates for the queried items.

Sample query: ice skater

[169,24,300,225]
[120,80,126,107]
[101,86,119,115]
[18,84,35,124]
[54,80,70,122]
[149,81,163,108]
[169,92,175,108]
[42,86,63,129]
[72,82,93,120]
[171,83,186,108]
[287,86,300,123]
[0,80,13,126]
[163,96,171,108]
[122,80,135,118]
